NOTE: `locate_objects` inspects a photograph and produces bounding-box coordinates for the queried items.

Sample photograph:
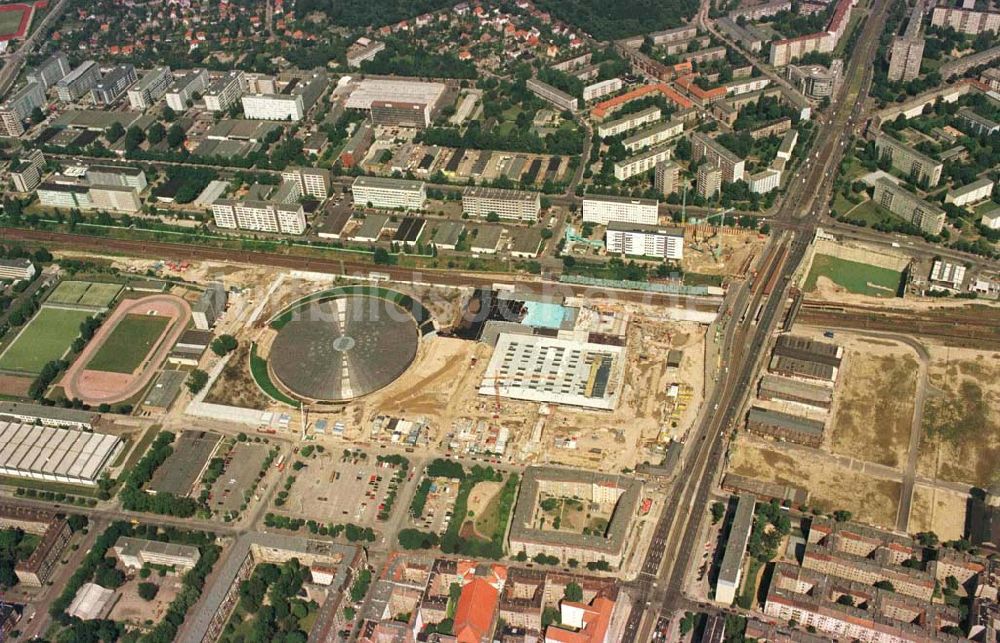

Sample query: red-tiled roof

[454,577,498,643]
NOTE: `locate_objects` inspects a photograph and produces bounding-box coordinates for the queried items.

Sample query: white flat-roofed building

[748,168,782,194]
[281,166,331,199]
[930,259,967,289]
[242,70,327,122]
[582,194,659,225]
[777,129,799,160]
[526,78,578,112]
[614,144,673,180]
[981,208,1000,229]
[56,61,100,102]
[583,77,622,102]
[165,69,210,111]
[0,258,35,281]
[596,106,661,138]
[27,52,70,90]
[211,199,306,235]
[606,222,684,259]
[127,67,173,110]
[89,185,141,213]
[0,422,122,486]
[345,78,446,115]
[352,175,426,210]
[113,537,200,571]
[91,65,138,105]
[716,494,756,604]
[480,334,626,410]
[38,182,92,209]
[944,177,993,207]
[203,70,246,112]
[85,164,148,191]
[462,186,541,222]
[623,119,684,152]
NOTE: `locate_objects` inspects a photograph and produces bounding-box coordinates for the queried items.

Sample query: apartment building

[696,164,723,199]
[281,166,332,199]
[623,119,684,152]
[56,61,101,102]
[27,52,70,89]
[581,194,659,225]
[787,62,841,99]
[526,78,578,113]
[242,69,328,121]
[91,65,138,105]
[211,199,306,234]
[462,186,541,222]
[352,176,426,210]
[582,78,622,102]
[9,149,45,192]
[872,177,945,234]
[874,133,943,187]
[716,494,756,604]
[596,106,661,138]
[605,222,684,259]
[0,81,45,137]
[691,132,745,182]
[982,67,1000,91]
[127,66,173,110]
[748,168,781,194]
[203,70,246,112]
[945,177,994,207]
[888,0,926,82]
[654,160,680,197]
[958,108,1000,135]
[165,69,210,111]
[931,5,1000,34]
[614,144,673,181]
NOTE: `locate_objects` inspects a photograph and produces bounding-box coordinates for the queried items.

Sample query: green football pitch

[0,307,92,374]
[804,254,903,298]
[85,314,170,374]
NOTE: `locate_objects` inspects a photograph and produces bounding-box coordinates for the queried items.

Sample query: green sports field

[0,6,27,38]
[48,280,121,308]
[0,307,92,374]
[85,314,170,374]
[804,254,903,298]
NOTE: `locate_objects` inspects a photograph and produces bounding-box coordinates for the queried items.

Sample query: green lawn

[47,280,122,308]
[804,254,903,298]
[47,281,91,305]
[847,199,902,226]
[0,7,27,38]
[85,314,170,373]
[0,307,92,374]
[78,283,121,308]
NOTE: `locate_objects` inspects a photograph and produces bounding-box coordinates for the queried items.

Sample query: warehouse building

[345,78,446,124]
[606,222,684,259]
[872,177,945,235]
[758,374,833,410]
[746,406,826,447]
[203,70,246,112]
[340,123,373,168]
[596,106,661,138]
[27,52,70,89]
[352,176,426,210]
[0,422,122,486]
[165,69,210,111]
[874,133,943,187]
[346,38,385,68]
[462,186,541,222]
[0,401,98,429]
[127,66,173,110]
[480,334,625,410]
[91,65,138,105]
[37,181,142,213]
[508,466,641,567]
[56,61,101,102]
[391,216,425,248]
[716,494,756,604]
[582,194,659,226]
[85,164,148,191]
[113,537,201,572]
[769,355,838,381]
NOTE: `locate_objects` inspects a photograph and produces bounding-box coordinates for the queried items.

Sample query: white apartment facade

[242,94,305,121]
[212,199,306,235]
[597,106,661,138]
[203,71,245,112]
[165,69,210,111]
[127,67,173,110]
[614,144,673,181]
[352,176,426,210]
[462,186,541,222]
[581,194,659,225]
[623,119,684,152]
[582,78,622,102]
[748,168,781,194]
[281,167,332,199]
[606,222,684,259]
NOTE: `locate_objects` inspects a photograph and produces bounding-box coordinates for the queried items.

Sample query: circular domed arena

[267,293,420,402]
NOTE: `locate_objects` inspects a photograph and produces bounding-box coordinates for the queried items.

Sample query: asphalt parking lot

[278,452,400,526]
[209,442,268,514]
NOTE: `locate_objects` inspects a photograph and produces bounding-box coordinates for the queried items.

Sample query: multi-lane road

[621,0,897,637]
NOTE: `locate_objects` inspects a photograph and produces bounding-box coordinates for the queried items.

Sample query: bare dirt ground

[0,373,31,397]
[908,484,967,541]
[108,576,181,626]
[204,341,271,409]
[681,229,764,277]
[829,340,919,468]
[468,480,503,539]
[728,436,901,529]
[917,346,1000,488]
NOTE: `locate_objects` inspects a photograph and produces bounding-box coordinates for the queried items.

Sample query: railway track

[799,301,1000,349]
[0,227,723,311]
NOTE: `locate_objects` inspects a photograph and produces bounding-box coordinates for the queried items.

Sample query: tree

[30,106,45,125]
[106,122,125,143]
[162,106,176,122]
[186,369,209,394]
[147,122,166,145]
[210,334,238,356]
[874,580,895,592]
[124,126,145,152]
[832,510,852,522]
[563,582,583,602]
[138,582,159,601]
[67,515,88,533]
[710,501,725,524]
[166,123,185,148]
[836,594,854,607]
